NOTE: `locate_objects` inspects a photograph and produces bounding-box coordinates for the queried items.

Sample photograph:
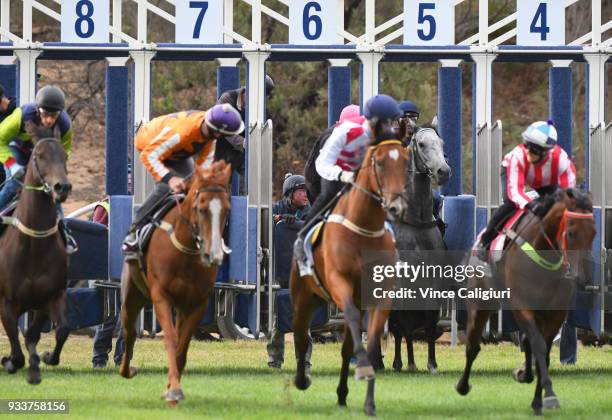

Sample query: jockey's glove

[338,171,355,184]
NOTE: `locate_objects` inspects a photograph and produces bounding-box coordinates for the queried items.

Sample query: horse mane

[532,187,593,217]
[193,160,232,190]
[562,188,593,212]
[416,123,439,135]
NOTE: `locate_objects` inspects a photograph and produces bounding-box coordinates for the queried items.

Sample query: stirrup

[65,233,78,255]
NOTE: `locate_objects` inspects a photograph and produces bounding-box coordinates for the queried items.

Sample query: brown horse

[0,126,72,384]
[291,140,409,417]
[120,160,232,404]
[456,188,596,415]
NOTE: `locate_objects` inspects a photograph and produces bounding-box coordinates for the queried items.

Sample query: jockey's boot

[473,241,492,278]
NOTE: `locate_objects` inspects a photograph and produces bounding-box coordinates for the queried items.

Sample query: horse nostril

[54,183,72,195]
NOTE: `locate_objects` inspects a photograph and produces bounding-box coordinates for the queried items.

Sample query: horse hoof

[166,400,179,408]
[533,407,543,416]
[294,374,311,391]
[120,366,137,379]
[455,381,471,396]
[392,364,402,373]
[2,359,17,374]
[355,365,375,381]
[27,370,41,385]
[364,404,376,417]
[543,395,560,410]
[407,364,417,372]
[163,388,185,402]
[428,367,438,375]
[42,352,58,366]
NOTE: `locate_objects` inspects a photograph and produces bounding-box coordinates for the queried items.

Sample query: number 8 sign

[517,0,565,46]
[61,0,109,43]
[176,0,223,44]
[403,0,454,46]
[289,0,338,45]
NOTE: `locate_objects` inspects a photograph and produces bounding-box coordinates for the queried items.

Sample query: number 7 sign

[517,0,565,46]
[175,0,223,44]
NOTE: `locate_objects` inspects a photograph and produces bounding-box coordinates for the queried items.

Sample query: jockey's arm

[315,126,346,181]
[0,108,23,164]
[558,152,577,189]
[195,140,216,170]
[506,154,531,209]
[60,127,74,160]
[139,127,181,182]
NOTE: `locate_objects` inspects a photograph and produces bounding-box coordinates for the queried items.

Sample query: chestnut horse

[456,189,596,415]
[0,126,72,384]
[291,140,409,417]
[119,161,232,404]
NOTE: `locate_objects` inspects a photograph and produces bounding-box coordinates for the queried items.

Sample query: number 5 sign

[403,0,454,45]
[517,0,565,46]
[176,0,223,44]
[289,0,338,45]
[61,0,109,43]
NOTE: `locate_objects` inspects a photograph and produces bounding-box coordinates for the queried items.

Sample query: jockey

[398,100,420,144]
[476,120,576,262]
[304,104,361,202]
[215,75,275,177]
[0,85,73,211]
[293,94,402,266]
[273,173,310,224]
[0,84,17,186]
[123,104,244,254]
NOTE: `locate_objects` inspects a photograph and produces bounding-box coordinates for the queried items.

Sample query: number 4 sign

[517,0,565,46]
[61,0,109,43]
[176,0,223,44]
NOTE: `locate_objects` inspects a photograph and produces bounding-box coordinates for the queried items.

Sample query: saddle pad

[136,195,183,255]
[486,208,526,264]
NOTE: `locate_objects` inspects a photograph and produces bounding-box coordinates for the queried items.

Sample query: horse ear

[222,161,233,183]
[24,120,41,143]
[431,115,438,129]
[52,124,61,140]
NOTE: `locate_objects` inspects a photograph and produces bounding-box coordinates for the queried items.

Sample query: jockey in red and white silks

[477,120,577,255]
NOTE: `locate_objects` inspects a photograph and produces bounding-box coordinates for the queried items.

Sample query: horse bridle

[349,140,407,211]
[21,138,58,195]
[169,185,229,255]
[408,128,436,178]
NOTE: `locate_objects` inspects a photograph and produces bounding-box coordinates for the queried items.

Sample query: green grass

[0,335,611,419]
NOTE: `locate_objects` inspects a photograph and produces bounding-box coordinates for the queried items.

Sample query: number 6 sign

[61,0,109,43]
[517,0,565,46]
[176,0,223,44]
[289,0,338,45]
[403,0,454,45]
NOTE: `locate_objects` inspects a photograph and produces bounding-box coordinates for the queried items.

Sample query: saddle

[0,200,18,237]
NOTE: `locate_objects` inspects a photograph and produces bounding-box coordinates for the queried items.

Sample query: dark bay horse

[120,161,232,405]
[0,125,72,384]
[291,140,409,417]
[456,189,596,415]
[389,126,451,374]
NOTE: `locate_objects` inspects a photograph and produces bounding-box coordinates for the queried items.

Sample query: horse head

[187,160,232,267]
[361,139,410,219]
[24,121,71,204]
[411,126,451,185]
[546,188,596,288]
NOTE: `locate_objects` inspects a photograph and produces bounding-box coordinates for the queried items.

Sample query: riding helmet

[399,100,420,118]
[338,104,361,123]
[522,120,557,150]
[36,85,65,112]
[363,95,401,121]
[265,75,275,98]
[282,173,306,197]
[206,104,245,135]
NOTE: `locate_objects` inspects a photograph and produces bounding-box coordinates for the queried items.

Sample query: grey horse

[388,125,451,374]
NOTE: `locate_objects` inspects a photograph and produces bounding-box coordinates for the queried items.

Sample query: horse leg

[119,264,147,379]
[0,303,25,373]
[367,311,385,372]
[175,303,208,378]
[513,334,534,384]
[42,293,69,366]
[425,311,438,374]
[531,359,544,416]
[392,331,402,372]
[23,310,49,384]
[336,323,353,407]
[362,308,389,417]
[151,294,183,404]
[291,282,316,391]
[456,309,489,396]
[338,296,371,381]
[406,330,416,371]
[520,318,559,411]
